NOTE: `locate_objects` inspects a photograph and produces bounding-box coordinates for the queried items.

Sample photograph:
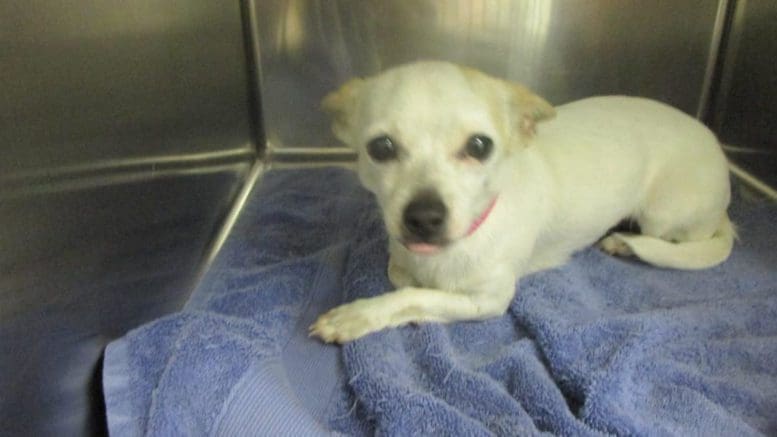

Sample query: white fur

[310,61,733,344]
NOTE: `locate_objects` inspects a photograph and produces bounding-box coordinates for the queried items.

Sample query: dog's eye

[464,134,493,161]
[366,135,399,162]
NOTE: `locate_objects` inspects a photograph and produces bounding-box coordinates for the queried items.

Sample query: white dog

[309,61,733,344]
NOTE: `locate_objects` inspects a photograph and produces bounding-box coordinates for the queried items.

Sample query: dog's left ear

[509,83,556,138]
[459,66,554,140]
[321,78,364,144]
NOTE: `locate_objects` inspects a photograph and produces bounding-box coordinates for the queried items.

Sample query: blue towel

[103,167,777,436]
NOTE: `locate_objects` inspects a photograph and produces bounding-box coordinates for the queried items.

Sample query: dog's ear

[321,78,364,144]
[459,66,554,140]
[508,83,555,139]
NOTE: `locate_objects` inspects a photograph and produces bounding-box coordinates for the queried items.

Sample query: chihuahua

[309,61,733,343]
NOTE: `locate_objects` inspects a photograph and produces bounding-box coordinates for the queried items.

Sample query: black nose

[402,190,447,241]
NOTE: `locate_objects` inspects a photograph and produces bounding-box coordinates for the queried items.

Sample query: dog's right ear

[321,78,364,144]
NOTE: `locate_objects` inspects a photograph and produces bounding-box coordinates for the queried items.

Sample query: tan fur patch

[321,78,364,142]
[459,66,555,140]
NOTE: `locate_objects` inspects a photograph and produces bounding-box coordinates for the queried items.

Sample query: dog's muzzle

[402,189,448,246]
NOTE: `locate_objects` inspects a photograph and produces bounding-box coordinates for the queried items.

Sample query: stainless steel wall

[711,0,777,188]
[0,1,258,435]
[254,0,728,155]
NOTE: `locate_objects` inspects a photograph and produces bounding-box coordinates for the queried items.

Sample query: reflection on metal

[254,0,725,155]
[711,0,777,187]
[729,162,777,201]
[0,0,253,173]
[241,0,268,158]
[0,165,251,435]
[1,149,255,199]
[711,0,751,134]
[723,145,777,155]
[697,0,732,119]
[269,146,357,164]
[198,160,267,278]
[0,1,256,435]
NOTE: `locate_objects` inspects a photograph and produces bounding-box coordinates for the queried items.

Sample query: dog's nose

[403,190,447,241]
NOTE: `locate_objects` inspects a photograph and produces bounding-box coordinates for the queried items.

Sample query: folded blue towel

[104,167,777,436]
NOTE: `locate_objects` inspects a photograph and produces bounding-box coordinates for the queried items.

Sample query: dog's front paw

[599,233,634,257]
[309,298,388,344]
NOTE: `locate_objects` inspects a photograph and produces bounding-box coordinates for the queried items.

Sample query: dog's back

[531,96,733,269]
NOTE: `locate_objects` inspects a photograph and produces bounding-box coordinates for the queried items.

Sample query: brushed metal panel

[0,0,253,175]
[0,165,250,436]
[713,0,777,187]
[0,1,261,434]
[254,0,724,151]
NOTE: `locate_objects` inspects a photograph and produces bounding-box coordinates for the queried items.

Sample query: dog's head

[322,61,554,254]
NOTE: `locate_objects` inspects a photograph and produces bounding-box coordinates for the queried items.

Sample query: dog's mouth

[401,196,498,255]
[404,242,445,255]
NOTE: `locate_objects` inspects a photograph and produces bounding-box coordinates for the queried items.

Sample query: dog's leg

[599,234,634,257]
[309,278,515,344]
[599,214,734,269]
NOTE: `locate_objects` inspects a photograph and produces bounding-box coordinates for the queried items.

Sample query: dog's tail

[603,215,736,270]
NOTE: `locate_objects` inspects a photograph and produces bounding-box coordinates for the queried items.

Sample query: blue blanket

[103,167,777,436]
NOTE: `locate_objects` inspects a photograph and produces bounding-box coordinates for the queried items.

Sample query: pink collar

[466,196,498,237]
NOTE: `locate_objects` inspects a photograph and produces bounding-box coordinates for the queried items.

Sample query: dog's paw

[309,298,388,344]
[599,234,634,257]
